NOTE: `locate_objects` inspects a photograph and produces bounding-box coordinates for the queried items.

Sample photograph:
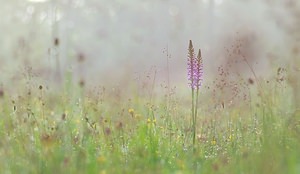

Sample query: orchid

[187,40,203,147]
[187,40,203,90]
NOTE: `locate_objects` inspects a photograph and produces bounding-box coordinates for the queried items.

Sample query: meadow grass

[0,62,300,174]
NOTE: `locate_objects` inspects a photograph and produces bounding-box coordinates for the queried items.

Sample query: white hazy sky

[0,0,299,87]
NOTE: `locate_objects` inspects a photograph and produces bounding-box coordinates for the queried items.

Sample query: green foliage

[0,71,299,174]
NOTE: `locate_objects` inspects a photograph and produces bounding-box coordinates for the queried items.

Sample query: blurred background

[0,0,299,89]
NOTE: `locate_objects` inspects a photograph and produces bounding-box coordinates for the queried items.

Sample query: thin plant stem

[192,88,195,146]
[194,87,199,147]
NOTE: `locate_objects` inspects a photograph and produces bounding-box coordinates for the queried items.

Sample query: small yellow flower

[100,170,106,174]
[75,119,80,124]
[128,108,134,115]
[211,137,217,145]
[97,156,106,163]
[147,118,157,124]
[286,145,290,150]
[134,114,141,120]
[176,160,185,169]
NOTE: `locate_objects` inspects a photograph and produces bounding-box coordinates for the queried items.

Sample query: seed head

[0,89,4,98]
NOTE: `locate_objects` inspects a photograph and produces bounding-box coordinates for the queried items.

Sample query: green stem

[192,88,195,147]
[194,87,199,147]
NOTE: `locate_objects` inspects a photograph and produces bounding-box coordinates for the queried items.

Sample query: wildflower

[147,118,156,125]
[211,136,217,145]
[73,132,79,144]
[187,40,203,89]
[187,40,204,148]
[75,119,80,124]
[100,170,106,174]
[128,108,134,116]
[153,118,156,124]
[97,156,106,163]
[176,160,185,169]
[134,114,141,120]
[40,134,56,148]
[63,157,70,166]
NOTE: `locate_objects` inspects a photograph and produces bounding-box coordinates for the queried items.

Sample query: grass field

[0,61,300,174]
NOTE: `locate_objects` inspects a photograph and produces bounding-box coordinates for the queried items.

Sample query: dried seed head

[62,113,66,121]
[0,89,4,98]
[248,78,254,85]
[116,121,123,130]
[79,79,85,87]
[78,53,85,62]
[54,38,59,46]
[104,127,111,136]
